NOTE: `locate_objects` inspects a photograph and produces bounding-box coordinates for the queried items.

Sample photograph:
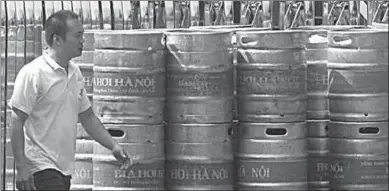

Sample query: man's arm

[8,67,38,170]
[10,108,28,169]
[76,71,129,164]
[10,107,36,190]
[78,107,119,151]
[8,66,39,190]
[78,108,130,164]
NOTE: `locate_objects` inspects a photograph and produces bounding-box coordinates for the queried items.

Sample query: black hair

[44,10,79,46]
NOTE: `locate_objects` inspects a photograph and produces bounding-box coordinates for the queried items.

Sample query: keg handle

[239,36,258,47]
[231,34,237,45]
[359,127,380,134]
[330,35,353,47]
[308,33,328,44]
[228,125,234,136]
[265,128,287,136]
[108,129,125,140]
[161,34,166,47]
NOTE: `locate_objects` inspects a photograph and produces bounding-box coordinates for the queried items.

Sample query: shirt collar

[43,51,75,75]
[43,51,62,70]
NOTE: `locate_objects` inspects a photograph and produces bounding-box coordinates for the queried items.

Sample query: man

[9,10,131,190]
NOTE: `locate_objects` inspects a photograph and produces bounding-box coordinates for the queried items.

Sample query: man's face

[61,18,84,59]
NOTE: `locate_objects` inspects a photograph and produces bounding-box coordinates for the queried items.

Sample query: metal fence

[1,1,387,30]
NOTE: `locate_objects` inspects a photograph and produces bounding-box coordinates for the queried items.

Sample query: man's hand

[16,167,36,191]
[111,144,133,170]
[79,108,134,169]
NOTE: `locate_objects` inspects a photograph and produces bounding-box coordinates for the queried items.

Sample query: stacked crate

[327,29,388,190]
[234,30,309,190]
[92,30,165,190]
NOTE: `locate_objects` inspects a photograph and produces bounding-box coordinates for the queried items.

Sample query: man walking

[9,10,131,190]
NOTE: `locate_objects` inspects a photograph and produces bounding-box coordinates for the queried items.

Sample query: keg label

[329,159,388,184]
[80,69,94,94]
[307,63,328,92]
[93,72,165,96]
[329,70,388,93]
[93,161,165,188]
[235,160,307,182]
[237,68,306,94]
[72,160,93,185]
[83,75,93,90]
[166,160,233,186]
[308,156,329,182]
[167,71,233,96]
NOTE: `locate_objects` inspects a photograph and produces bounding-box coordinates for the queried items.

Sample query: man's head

[45,10,84,60]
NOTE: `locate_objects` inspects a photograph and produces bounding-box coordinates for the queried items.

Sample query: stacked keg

[92,30,165,190]
[71,123,94,191]
[70,31,95,191]
[16,24,26,74]
[41,31,47,53]
[234,30,308,190]
[72,31,95,104]
[189,25,253,121]
[1,131,15,191]
[1,26,17,121]
[33,1,43,58]
[0,25,4,190]
[33,1,43,57]
[164,29,234,190]
[327,29,388,190]
[0,26,6,117]
[298,25,368,191]
[299,27,331,191]
[34,23,43,57]
[1,27,16,191]
[26,24,36,64]
[0,25,18,191]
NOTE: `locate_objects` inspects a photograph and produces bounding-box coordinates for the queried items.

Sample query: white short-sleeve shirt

[9,52,91,175]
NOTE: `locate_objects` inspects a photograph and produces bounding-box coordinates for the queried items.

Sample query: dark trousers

[33,169,71,191]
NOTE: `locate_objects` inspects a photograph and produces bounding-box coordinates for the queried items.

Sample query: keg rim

[236,29,308,35]
[163,28,234,35]
[329,121,388,125]
[188,25,264,33]
[94,29,164,35]
[372,22,389,30]
[233,27,272,32]
[166,123,232,127]
[328,28,389,34]
[296,25,370,31]
[237,121,307,125]
[189,24,253,29]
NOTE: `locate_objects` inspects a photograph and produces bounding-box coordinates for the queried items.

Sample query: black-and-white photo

[0,1,387,191]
